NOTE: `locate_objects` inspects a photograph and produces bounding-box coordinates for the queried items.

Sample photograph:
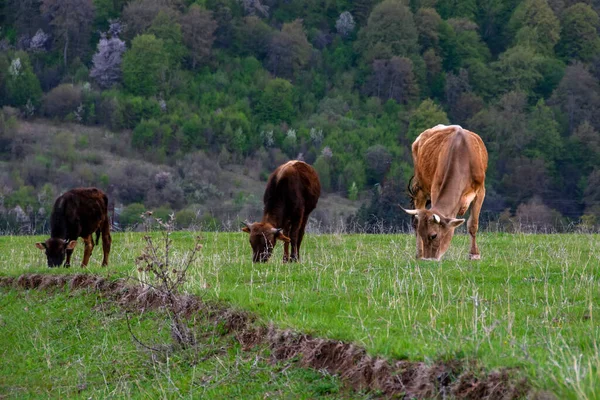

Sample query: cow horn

[401,207,419,216]
[270,228,282,234]
[433,214,441,224]
[242,221,252,229]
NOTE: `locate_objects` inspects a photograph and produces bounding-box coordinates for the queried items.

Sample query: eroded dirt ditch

[0,273,535,399]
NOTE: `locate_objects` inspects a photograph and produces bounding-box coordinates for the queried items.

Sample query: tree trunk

[63,33,69,67]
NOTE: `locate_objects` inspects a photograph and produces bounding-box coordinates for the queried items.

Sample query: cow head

[242,221,291,263]
[35,238,77,267]
[403,209,464,260]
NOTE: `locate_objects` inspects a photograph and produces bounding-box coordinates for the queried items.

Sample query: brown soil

[1,273,533,399]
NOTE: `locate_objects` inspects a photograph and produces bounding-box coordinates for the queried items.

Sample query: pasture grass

[0,287,349,399]
[1,231,599,398]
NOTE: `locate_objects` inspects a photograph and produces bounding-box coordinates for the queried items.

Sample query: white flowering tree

[336,11,355,37]
[90,25,126,89]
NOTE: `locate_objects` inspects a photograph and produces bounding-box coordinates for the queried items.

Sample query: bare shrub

[42,84,83,119]
[515,197,562,232]
[130,213,203,349]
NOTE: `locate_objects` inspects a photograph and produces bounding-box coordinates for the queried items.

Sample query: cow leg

[81,235,94,267]
[101,222,112,267]
[289,217,303,262]
[468,188,485,260]
[295,219,309,263]
[65,247,74,268]
[283,240,290,263]
[282,221,291,263]
[412,189,428,259]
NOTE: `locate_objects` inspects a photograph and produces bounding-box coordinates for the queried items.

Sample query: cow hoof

[469,254,481,260]
[64,264,70,268]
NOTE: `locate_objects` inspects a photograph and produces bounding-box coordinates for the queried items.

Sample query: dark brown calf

[243,161,321,263]
[36,187,112,267]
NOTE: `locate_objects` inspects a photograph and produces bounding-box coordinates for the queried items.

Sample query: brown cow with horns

[404,125,488,261]
[243,160,321,263]
[36,187,112,267]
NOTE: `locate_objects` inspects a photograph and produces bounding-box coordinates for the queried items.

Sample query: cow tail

[95,229,101,246]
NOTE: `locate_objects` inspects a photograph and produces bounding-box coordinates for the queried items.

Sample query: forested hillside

[1,0,599,232]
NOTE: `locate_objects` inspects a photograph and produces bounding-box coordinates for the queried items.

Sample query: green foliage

[2,0,600,224]
[148,11,187,67]
[313,155,332,192]
[493,46,545,95]
[122,34,169,96]
[507,0,560,55]
[175,209,197,228]
[356,0,419,63]
[557,3,600,62]
[255,78,295,124]
[120,203,146,227]
[4,53,42,108]
[436,0,477,20]
[5,185,36,208]
[406,99,449,142]
[132,119,172,152]
[525,100,562,170]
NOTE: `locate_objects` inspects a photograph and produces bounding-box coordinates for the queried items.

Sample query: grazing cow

[36,187,112,267]
[243,160,321,263]
[404,124,488,261]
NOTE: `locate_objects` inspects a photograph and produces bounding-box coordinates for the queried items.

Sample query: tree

[365,57,419,104]
[356,0,418,63]
[557,3,600,61]
[525,100,562,169]
[415,8,443,51]
[255,78,295,123]
[41,0,95,67]
[5,54,42,108]
[336,11,356,37]
[572,121,600,173]
[406,99,449,141]
[6,0,46,38]
[181,5,217,69]
[239,0,269,17]
[234,16,272,60]
[549,62,600,133]
[121,0,178,40]
[90,29,126,88]
[122,34,168,96]
[507,0,560,55]
[148,11,186,67]
[500,157,550,206]
[493,46,544,95]
[365,145,392,184]
[267,19,312,78]
[436,0,477,19]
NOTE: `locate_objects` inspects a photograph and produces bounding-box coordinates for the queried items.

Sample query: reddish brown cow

[36,187,112,267]
[243,160,321,263]
[404,125,488,261]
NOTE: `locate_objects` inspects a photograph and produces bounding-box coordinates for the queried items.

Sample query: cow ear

[242,221,252,233]
[272,228,291,243]
[447,218,465,228]
[35,242,46,250]
[66,240,78,250]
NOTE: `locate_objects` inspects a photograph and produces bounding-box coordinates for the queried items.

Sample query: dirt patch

[1,273,534,399]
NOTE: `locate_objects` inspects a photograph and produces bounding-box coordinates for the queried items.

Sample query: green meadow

[1,232,599,398]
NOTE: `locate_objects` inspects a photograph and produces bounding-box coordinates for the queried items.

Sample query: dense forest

[1,0,600,233]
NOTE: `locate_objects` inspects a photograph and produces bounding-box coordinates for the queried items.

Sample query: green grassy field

[0,287,350,399]
[1,231,599,398]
